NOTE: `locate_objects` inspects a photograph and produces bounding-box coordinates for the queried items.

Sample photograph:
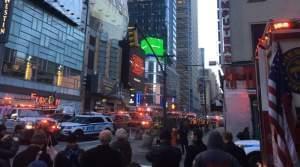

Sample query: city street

[18,135,152,167]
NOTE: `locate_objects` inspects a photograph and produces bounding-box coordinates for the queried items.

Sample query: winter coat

[193,131,241,167]
[184,142,206,167]
[178,127,188,144]
[0,138,19,167]
[224,142,248,167]
[80,145,122,167]
[12,145,52,167]
[111,139,132,167]
[146,142,182,167]
[54,144,84,167]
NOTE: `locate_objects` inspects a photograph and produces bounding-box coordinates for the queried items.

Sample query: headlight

[25,122,34,130]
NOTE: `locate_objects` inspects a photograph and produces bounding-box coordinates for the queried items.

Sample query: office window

[248,0,266,2]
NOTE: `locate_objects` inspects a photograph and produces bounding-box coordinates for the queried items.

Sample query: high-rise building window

[248,0,266,2]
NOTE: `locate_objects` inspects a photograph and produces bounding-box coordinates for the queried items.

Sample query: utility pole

[80,0,90,113]
[134,25,168,128]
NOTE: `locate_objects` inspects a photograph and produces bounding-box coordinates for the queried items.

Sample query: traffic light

[128,27,139,47]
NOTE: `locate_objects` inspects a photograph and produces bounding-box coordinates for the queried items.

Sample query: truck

[256,18,300,166]
[224,18,300,166]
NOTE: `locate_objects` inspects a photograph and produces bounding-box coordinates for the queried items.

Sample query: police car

[235,140,261,166]
[60,114,114,137]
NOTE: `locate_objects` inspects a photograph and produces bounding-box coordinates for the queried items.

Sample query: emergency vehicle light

[273,22,291,30]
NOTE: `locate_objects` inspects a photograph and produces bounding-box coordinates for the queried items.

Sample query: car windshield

[19,110,41,117]
[68,117,89,124]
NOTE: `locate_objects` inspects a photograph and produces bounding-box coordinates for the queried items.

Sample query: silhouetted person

[237,127,250,140]
[54,134,84,167]
[184,129,206,167]
[80,130,122,167]
[223,132,248,167]
[111,128,132,167]
[0,124,19,167]
[13,130,52,167]
[193,131,240,167]
[178,121,189,154]
[146,129,181,167]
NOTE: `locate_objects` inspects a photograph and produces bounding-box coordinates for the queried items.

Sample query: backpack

[28,151,48,167]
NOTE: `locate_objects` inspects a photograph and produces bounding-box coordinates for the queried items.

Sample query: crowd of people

[0,122,250,167]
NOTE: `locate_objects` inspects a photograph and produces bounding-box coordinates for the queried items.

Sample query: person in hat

[13,130,53,167]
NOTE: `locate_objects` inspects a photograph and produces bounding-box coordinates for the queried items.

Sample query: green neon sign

[140,37,165,57]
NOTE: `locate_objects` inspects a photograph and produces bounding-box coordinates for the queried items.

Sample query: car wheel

[247,151,261,167]
[73,130,84,139]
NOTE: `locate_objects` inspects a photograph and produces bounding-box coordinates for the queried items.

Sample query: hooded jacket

[193,131,241,167]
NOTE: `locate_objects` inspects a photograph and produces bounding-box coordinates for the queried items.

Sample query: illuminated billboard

[43,0,83,25]
[141,37,165,57]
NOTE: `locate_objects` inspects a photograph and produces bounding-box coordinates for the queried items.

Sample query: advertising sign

[221,0,232,64]
[0,0,13,43]
[141,37,165,57]
[129,48,145,90]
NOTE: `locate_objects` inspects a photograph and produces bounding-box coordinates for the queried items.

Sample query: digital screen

[141,37,165,57]
[43,0,83,25]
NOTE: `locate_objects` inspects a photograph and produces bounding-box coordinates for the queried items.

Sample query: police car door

[91,117,105,133]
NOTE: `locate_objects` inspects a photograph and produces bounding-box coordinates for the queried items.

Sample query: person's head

[66,134,78,144]
[115,128,128,140]
[192,129,203,145]
[223,132,233,144]
[0,124,7,136]
[244,127,249,132]
[159,129,171,144]
[207,131,224,150]
[31,130,48,147]
[99,130,113,145]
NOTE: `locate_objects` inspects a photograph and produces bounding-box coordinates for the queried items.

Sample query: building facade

[176,0,199,112]
[128,0,178,108]
[83,0,129,112]
[0,0,85,113]
[218,0,300,137]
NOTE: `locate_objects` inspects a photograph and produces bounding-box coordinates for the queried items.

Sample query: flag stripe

[267,43,298,166]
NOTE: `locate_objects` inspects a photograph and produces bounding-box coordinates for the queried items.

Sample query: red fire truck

[256,18,300,166]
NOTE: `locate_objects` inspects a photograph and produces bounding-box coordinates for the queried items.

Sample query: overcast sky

[198,0,219,75]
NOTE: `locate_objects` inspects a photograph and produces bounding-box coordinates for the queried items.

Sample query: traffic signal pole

[134,25,168,128]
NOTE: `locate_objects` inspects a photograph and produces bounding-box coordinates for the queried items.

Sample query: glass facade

[0,0,84,97]
[1,48,81,89]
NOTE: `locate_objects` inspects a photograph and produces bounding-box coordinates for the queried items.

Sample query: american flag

[267,43,298,166]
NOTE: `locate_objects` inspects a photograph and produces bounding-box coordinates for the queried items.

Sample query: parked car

[49,113,73,123]
[60,114,114,138]
[235,140,261,167]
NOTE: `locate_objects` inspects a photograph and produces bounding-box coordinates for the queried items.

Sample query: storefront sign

[0,0,12,42]
[31,93,60,106]
[283,47,300,93]
[221,0,232,64]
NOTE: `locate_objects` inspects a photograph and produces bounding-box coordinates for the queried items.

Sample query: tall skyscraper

[176,0,199,112]
[128,0,178,108]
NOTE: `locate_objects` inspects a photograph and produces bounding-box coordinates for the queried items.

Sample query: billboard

[141,37,165,57]
[43,0,83,25]
[129,48,145,90]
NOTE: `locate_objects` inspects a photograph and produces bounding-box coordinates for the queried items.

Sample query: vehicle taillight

[273,22,291,30]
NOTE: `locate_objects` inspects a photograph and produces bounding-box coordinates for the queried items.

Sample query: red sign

[130,54,144,77]
[224,65,256,89]
[221,0,232,64]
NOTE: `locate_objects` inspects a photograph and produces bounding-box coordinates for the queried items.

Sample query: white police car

[60,114,114,137]
[235,140,261,166]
